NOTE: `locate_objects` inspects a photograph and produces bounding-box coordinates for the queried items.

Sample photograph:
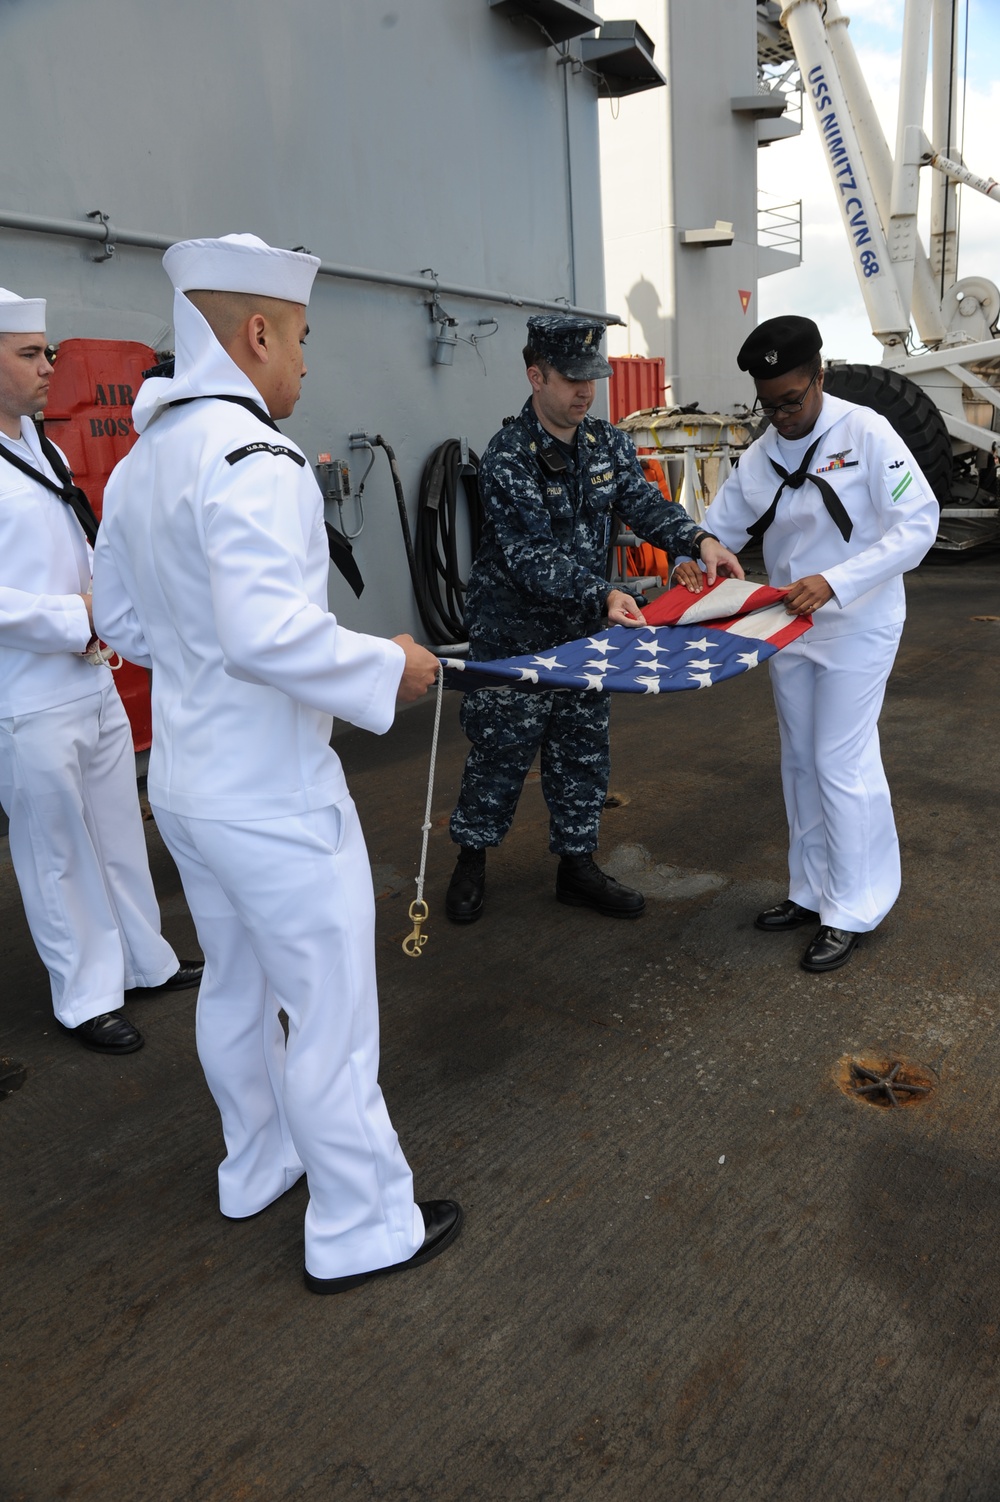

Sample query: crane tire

[822,362,952,503]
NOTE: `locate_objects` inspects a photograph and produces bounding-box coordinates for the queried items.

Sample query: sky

[756,0,1000,362]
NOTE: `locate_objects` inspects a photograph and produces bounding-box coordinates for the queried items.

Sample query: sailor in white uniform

[92,234,463,1292]
[0,288,196,1053]
[704,316,938,972]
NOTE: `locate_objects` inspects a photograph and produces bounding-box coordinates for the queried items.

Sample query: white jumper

[93,295,422,1280]
[704,393,938,932]
[0,421,177,1025]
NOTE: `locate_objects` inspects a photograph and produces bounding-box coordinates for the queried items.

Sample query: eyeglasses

[751,368,820,418]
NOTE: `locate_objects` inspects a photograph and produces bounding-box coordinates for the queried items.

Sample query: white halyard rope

[403,663,445,957]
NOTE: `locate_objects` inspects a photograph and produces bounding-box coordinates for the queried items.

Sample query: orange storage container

[609,355,667,425]
[43,339,158,752]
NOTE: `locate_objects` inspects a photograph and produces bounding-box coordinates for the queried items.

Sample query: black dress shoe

[801,926,860,972]
[556,854,645,918]
[304,1199,464,1294]
[58,1011,144,1054]
[126,960,204,995]
[446,848,486,923]
[754,900,820,932]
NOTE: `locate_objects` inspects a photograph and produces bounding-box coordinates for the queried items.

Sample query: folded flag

[441,578,811,694]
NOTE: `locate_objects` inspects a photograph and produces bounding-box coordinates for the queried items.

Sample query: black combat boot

[555,853,645,918]
[445,846,486,923]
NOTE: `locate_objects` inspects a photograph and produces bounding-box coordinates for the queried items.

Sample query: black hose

[377,435,481,647]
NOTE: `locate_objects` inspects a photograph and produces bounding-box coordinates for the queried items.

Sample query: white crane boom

[779,0,911,347]
[823,0,947,346]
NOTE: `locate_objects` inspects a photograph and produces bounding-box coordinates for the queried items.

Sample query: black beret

[737,315,822,380]
[526,315,613,380]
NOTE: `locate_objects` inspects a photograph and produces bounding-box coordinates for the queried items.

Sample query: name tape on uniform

[226,442,306,468]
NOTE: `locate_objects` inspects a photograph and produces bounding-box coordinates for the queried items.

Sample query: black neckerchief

[0,431,100,546]
[168,392,277,429]
[167,393,364,596]
[747,433,853,544]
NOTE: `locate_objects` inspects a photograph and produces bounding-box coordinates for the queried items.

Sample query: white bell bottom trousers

[768,623,904,933]
[151,797,424,1281]
[0,683,178,1025]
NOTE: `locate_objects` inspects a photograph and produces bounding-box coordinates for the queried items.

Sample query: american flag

[440,579,811,694]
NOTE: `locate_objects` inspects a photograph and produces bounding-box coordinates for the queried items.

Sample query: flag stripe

[707,603,809,647]
[643,579,785,626]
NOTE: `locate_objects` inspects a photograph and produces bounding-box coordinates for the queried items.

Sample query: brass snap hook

[402,899,430,958]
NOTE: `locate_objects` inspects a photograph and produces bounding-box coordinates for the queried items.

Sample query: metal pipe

[559,50,579,306]
[0,207,623,324]
[893,1,933,212]
[896,333,1000,371]
[930,0,961,294]
[0,209,112,244]
[924,151,1000,205]
[887,0,933,319]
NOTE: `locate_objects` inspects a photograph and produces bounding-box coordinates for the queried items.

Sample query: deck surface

[3,555,999,1502]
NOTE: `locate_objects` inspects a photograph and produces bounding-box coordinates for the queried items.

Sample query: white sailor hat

[163,233,320,305]
[0,288,46,334]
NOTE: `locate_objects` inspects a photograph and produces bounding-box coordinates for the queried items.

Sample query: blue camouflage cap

[526,315,613,380]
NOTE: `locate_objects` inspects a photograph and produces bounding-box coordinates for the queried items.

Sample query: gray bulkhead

[600,0,800,413]
[0,0,612,641]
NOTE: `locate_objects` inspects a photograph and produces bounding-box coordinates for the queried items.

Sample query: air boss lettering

[95,384,135,407]
[90,417,134,437]
[89,383,136,439]
[807,65,881,280]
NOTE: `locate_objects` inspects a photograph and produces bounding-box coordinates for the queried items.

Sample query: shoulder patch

[883,456,913,504]
[225,442,306,468]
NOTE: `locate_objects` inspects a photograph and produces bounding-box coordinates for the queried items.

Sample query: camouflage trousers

[449,687,611,855]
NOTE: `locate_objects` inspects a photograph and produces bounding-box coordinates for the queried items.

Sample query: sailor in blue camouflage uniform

[446,315,743,923]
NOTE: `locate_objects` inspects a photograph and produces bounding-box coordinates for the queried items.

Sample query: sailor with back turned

[93,233,462,1292]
